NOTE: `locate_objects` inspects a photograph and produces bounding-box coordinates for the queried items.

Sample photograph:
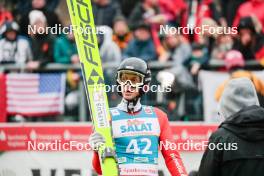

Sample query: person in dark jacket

[232,16,264,61]
[123,23,157,62]
[27,10,54,70]
[92,0,122,28]
[198,77,264,176]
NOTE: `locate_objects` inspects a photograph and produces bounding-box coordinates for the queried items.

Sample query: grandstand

[0,0,264,175]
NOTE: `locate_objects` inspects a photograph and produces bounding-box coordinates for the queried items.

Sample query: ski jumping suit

[92,103,187,176]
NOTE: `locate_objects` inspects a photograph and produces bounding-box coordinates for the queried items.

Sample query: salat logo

[120,120,152,133]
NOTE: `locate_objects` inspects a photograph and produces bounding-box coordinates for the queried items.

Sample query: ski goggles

[116,70,145,87]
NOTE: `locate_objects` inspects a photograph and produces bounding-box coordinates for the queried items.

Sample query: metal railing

[0,60,261,72]
[0,60,262,121]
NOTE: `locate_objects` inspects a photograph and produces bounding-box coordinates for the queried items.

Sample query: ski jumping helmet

[116,57,151,96]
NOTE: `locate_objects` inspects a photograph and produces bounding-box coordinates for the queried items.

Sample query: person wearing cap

[0,21,32,64]
[27,10,55,70]
[215,50,264,106]
[198,77,264,176]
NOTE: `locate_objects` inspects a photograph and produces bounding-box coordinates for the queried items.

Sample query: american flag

[0,73,66,120]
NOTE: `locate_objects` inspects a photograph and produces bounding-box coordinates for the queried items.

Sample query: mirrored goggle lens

[117,70,144,86]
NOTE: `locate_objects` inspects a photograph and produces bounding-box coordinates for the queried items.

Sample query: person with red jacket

[89,57,187,176]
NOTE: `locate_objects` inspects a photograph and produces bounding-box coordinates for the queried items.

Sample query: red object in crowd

[233,0,264,33]
[42,43,49,52]
[224,50,245,70]
[255,47,264,61]
[159,0,187,21]
[0,8,13,27]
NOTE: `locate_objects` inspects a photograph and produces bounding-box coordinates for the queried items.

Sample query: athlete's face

[120,73,141,100]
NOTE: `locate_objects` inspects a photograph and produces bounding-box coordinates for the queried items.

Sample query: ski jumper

[92,105,187,176]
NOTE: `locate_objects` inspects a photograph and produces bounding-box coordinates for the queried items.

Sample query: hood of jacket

[220,105,264,142]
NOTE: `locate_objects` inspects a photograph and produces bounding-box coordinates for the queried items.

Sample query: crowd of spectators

[1,0,264,121]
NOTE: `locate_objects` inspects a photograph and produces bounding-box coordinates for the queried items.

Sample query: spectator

[128,0,170,57]
[159,31,191,64]
[0,3,13,27]
[53,29,80,116]
[198,78,264,176]
[97,26,121,65]
[53,32,78,64]
[128,0,168,29]
[27,10,55,70]
[92,0,122,28]
[183,43,207,119]
[123,23,157,62]
[198,18,223,53]
[233,0,264,33]
[0,21,32,64]
[12,0,60,17]
[233,16,264,61]
[210,34,233,61]
[19,0,61,36]
[184,43,209,76]
[112,16,132,52]
[215,50,264,106]
[181,0,225,42]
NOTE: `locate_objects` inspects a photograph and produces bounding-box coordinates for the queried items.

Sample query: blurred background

[0,0,264,175]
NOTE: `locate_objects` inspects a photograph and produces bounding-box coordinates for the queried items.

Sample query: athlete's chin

[123,94,135,100]
[123,96,134,100]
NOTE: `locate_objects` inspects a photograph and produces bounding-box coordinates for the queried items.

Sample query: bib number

[126,138,152,154]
